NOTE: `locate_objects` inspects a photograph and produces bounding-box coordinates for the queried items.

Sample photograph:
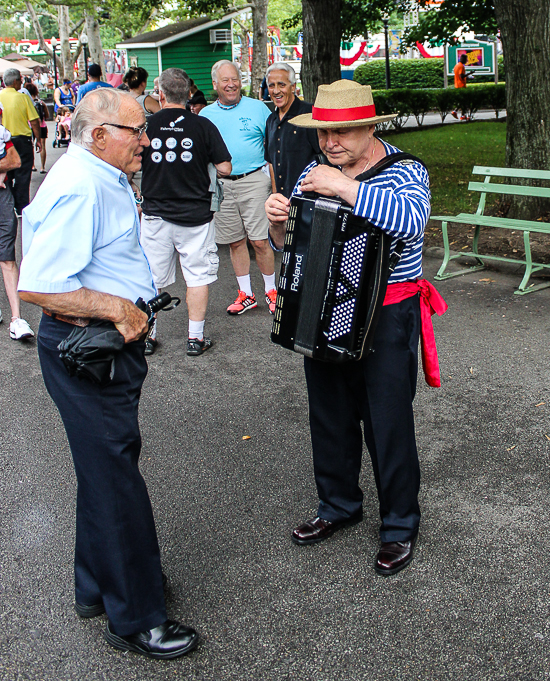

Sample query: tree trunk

[25,1,53,58]
[250,0,268,99]
[301,0,342,103]
[494,0,550,218]
[58,6,72,81]
[85,10,105,80]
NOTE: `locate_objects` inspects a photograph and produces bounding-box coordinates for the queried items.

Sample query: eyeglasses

[100,122,148,139]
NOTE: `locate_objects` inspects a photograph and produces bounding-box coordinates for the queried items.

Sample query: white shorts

[140,215,219,288]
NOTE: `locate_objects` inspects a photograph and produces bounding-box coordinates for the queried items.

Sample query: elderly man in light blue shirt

[18,88,199,661]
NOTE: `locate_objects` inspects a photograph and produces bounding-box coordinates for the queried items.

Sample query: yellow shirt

[0,87,39,137]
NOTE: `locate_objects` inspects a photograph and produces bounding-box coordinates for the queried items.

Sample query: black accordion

[271,152,421,363]
[271,194,391,362]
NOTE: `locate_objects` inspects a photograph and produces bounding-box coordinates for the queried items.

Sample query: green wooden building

[116,12,241,95]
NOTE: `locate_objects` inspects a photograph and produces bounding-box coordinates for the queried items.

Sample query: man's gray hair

[72,88,128,149]
[211,60,241,84]
[159,68,190,105]
[265,62,296,85]
[4,68,22,87]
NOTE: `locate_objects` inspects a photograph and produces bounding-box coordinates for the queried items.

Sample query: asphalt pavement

[1,122,549,681]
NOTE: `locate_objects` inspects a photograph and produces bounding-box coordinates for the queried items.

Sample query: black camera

[136,291,181,326]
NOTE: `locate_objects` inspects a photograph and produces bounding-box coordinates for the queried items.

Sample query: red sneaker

[227,291,257,315]
[265,288,277,315]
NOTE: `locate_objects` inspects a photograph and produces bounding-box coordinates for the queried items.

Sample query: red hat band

[311,103,377,122]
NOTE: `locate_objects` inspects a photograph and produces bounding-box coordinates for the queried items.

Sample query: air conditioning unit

[210,29,232,44]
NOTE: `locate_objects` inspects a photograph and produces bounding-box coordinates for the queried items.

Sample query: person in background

[54,78,75,113]
[200,60,276,316]
[451,54,473,121]
[258,76,270,102]
[140,68,231,356]
[76,64,113,104]
[123,67,160,116]
[56,106,72,138]
[264,62,320,198]
[0,124,34,340]
[188,92,207,115]
[150,77,160,101]
[26,83,49,174]
[0,68,42,216]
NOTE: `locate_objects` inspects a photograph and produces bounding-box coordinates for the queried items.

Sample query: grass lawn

[388,120,507,216]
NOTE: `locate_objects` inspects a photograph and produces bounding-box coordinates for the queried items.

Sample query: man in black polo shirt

[264,62,320,198]
[140,68,231,356]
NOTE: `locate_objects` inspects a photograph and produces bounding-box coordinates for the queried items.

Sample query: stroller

[53,105,74,148]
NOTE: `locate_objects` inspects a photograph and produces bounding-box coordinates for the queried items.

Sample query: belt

[225,167,263,181]
[43,309,90,327]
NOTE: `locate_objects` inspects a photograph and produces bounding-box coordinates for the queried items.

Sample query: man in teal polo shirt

[200,60,277,316]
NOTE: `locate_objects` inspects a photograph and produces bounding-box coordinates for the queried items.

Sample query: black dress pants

[37,314,167,635]
[8,136,34,215]
[304,295,421,543]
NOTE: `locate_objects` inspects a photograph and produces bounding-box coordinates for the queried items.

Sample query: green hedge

[371,83,506,128]
[354,55,505,89]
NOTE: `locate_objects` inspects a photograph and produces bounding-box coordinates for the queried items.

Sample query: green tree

[402,0,550,219]
[300,0,407,101]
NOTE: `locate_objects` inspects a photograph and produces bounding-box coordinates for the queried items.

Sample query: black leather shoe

[104,619,199,659]
[374,538,417,575]
[291,511,363,545]
[74,601,106,618]
[75,573,168,618]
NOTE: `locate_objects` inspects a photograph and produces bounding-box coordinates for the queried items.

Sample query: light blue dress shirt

[19,143,156,303]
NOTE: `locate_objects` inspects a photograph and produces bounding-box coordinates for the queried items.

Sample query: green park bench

[432,166,550,295]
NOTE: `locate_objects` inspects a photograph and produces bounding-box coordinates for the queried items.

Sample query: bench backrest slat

[468,181,550,199]
[472,166,550,181]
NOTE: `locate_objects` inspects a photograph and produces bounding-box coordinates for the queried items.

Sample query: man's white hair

[211,60,241,84]
[3,68,22,87]
[265,62,297,85]
[72,88,132,149]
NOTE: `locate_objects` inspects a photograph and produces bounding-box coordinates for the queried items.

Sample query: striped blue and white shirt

[292,139,430,283]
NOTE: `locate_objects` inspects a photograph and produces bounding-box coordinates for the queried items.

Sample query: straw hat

[290,80,396,129]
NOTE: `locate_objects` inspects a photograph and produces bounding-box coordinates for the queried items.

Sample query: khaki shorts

[214,169,271,244]
[140,215,219,288]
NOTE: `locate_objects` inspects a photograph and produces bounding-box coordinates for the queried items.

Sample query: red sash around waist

[383,280,448,388]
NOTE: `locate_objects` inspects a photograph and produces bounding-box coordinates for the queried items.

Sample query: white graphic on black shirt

[166,151,176,162]
[151,138,162,150]
[181,151,193,162]
[169,115,184,128]
[151,151,162,163]
[181,138,193,149]
[166,137,177,149]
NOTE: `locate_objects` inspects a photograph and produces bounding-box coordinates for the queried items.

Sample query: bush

[370,83,506,129]
[355,58,445,89]
[431,87,458,122]
[354,54,506,90]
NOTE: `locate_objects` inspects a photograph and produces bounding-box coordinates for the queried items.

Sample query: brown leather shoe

[291,512,363,545]
[374,538,416,575]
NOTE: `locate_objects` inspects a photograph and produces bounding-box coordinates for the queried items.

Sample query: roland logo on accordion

[271,193,393,363]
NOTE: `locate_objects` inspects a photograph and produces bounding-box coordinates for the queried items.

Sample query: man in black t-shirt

[140,68,231,356]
